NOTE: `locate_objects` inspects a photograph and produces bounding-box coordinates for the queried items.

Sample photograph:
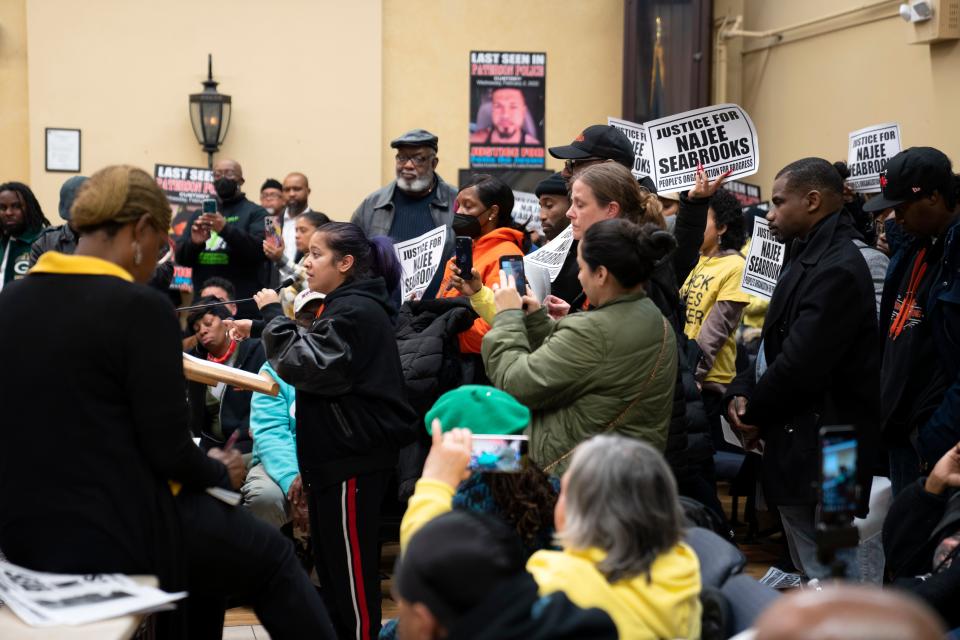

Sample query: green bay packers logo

[13,252,30,278]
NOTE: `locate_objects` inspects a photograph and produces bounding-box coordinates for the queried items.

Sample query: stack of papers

[0,561,185,626]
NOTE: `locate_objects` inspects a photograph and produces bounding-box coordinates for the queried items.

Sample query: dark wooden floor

[224,480,784,635]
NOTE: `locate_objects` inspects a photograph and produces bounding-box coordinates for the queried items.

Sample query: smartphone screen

[499,255,526,294]
[455,236,473,275]
[264,216,283,246]
[201,199,218,215]
[820,427,858,516]
[468,435,528,473]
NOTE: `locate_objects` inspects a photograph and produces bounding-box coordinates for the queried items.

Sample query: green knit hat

[425,385,530,435]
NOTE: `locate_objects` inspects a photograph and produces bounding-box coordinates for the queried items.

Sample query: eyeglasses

[395,154,435,167]
[564,157,603,172]
[212,169,240,179]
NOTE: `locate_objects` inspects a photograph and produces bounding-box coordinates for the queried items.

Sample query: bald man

[175,158,269,319]
[279,172,312,264]
[753,585,945,640]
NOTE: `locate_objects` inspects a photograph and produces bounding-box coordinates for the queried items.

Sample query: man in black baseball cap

[393,509,616,640]
[872,146,960,494]
[549,125,635,185]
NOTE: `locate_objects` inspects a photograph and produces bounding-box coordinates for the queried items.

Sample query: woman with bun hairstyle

[255,221,417,640]
[481,218,679,475]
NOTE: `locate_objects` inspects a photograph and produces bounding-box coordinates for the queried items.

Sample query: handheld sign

[847,123,901,193]
[524,225,574,301]
[607,116,653,179]
[394,225,447,301]
[647,104,759,193]
[511,190,543,235]
[740,217,785,301]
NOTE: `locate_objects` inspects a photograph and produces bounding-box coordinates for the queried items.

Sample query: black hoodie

[447,574,617,640]
[261,277,418,487]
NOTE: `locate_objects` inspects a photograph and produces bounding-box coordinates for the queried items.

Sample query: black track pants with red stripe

[307,471,388,640]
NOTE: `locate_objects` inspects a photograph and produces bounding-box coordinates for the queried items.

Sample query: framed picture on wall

[45,128,81,172]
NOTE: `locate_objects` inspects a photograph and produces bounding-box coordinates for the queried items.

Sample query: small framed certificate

[45,128,81,172]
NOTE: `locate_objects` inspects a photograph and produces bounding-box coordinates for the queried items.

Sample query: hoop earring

[133,242,143,266]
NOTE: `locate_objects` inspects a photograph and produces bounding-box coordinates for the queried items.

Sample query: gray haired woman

[402,431,703,640]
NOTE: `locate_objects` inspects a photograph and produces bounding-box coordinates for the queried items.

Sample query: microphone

[176,277,296,313]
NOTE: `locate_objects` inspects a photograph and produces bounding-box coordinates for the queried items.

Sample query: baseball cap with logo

[548,125,635,170]
[863,147,953,213]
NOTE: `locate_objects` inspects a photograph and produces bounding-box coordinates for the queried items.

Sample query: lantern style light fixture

[189,54,231,168]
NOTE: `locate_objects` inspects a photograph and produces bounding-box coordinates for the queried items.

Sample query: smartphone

[819,425,859,523]
[468,435,528,473]
[455,236,473,275]
[264,215,283,246]
[201,199,218,215]
[498,255,526,294]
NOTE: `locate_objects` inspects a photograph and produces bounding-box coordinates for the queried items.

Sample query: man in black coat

[726,157,880,578]
[176,159,268,318]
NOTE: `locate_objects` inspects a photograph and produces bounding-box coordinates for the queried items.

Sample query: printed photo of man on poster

[469,51,546,169]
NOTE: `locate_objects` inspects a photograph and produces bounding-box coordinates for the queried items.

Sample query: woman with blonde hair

[0,165,334,639]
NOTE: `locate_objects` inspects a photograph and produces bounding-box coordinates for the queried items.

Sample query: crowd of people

[0,121,958,640]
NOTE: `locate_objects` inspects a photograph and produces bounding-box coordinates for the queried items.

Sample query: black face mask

[453,213,483,239]
[214,177,239,200]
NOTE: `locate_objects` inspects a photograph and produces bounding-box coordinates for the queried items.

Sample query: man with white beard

[352,129,457,300]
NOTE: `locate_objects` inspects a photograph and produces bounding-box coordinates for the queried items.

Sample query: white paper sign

[847,122,901,193]
[394,225,446,301]
[511,190,543,235]
[524,225,574,301]
[647,104,759,193]
[740,217,784,300]
[607,116,653,178]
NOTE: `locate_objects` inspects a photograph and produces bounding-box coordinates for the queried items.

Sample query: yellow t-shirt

[680,253,751,384]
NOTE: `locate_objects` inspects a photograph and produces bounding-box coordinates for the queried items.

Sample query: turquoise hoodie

[250,363,299,495]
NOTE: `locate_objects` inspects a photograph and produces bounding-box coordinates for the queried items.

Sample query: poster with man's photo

[469,51,546,169]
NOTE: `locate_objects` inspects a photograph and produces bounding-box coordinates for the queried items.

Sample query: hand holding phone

[498,255,526,294]
[455,236,473,275]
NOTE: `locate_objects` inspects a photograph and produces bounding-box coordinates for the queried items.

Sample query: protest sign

[847,123,901,193]
[511,190,543,235]
[469,51,546,169]
[154,164,216,239]
[525,225,574,301]
[394,225,447,301]
[725,180,762,208]
[607,116,652,178]
[740,217,785,300]
[647,104,759,193]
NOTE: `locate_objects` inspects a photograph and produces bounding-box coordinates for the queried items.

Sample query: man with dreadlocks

[0,182,49,291]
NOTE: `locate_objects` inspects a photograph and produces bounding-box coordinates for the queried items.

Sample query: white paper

[205,487,242,506]
[646,104,759,193]
[46,129,80,172]
[607,116,653,179]
[758,566,803,590]
[847,122,901,194]
[394,225,446,302]
[739,217,784,301]
[511,191,543,235]
[524,225,574,301]
[0,561,185,627]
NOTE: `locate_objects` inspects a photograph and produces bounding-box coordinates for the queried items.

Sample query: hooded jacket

[482,293,678,476]
[402,479,702,640]
[440,227,525,353]
[1,226,44,288]
[261,277,418,487]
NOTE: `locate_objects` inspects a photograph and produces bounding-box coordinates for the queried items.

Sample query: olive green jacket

[481,293,677,475]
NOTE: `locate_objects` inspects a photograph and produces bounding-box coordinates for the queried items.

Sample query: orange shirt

[440,227,524,353]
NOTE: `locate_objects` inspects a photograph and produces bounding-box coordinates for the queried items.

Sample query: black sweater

[0,270,227,589]
[262,277,418,487]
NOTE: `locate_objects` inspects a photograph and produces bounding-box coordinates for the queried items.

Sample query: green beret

[425,386,530,436]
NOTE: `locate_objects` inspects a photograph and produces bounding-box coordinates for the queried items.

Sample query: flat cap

[391,128,439,151]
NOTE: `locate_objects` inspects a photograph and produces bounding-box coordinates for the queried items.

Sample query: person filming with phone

[176,158,269,319]
[480,218,678,476]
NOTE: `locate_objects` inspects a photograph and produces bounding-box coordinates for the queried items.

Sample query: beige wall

[23,0,383,222]
[381,0,624,188]
[0,0,30,183]
[716,0,960,197]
